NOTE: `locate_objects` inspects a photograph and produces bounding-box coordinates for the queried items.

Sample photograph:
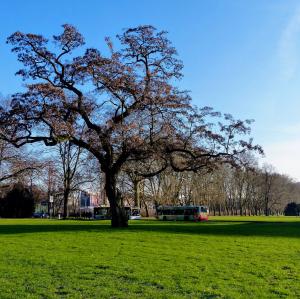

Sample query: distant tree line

[0,138,298,218]
[119,154,300,217]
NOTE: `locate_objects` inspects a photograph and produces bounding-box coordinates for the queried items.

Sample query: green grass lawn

[0,217,299,298]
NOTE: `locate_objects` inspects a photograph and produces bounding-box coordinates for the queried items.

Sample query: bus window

[184,209,193,215]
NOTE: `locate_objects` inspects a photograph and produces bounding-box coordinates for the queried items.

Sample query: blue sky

[1,0,300,179]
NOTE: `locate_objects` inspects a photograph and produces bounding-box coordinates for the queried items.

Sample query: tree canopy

[0,24,262,226]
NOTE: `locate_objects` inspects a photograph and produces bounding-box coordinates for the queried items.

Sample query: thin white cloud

[279,6,300,80]
[271,122,300,136]
[262,139,300,181]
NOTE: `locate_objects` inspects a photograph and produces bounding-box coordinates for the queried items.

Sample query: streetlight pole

[49,195,54,218]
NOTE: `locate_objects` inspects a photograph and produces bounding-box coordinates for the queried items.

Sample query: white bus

[94,206,141,220]
[156,205,209,221]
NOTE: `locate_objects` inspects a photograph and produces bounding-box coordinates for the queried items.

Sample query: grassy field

[0,217,299,298]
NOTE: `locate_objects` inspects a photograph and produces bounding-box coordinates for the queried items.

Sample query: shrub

[0,183,34,218]
[284,202,300,216]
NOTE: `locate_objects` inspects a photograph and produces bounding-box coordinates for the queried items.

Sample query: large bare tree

[0,25,261,226]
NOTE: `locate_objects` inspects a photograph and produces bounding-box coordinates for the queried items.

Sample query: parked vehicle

[32,212,49,218]
[94,206,111,220]
[129,208,141,220]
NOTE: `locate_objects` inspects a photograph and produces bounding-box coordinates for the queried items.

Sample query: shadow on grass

[130,221,300,238]
[0,219,299,238]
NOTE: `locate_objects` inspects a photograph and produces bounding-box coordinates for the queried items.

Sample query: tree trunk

[264,196,269,216]
[133,179,140,208]
[143,200,149,217]
[105,172,128,227]
[63,187,70,219]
